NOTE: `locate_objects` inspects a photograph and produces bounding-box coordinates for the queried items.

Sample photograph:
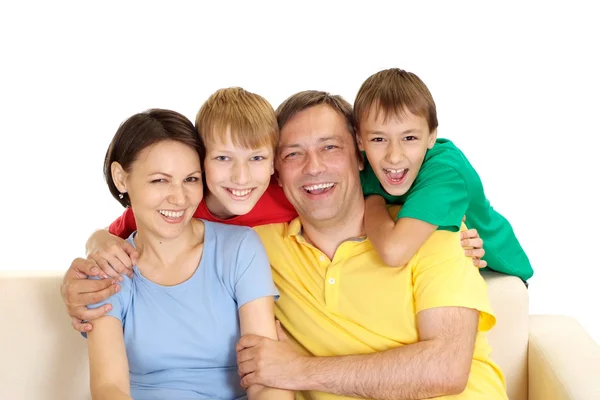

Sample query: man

[62,91,506,399]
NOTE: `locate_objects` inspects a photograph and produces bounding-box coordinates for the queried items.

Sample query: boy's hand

[61,257,119,332]
[87,230,138,280]
[461,228,487,268]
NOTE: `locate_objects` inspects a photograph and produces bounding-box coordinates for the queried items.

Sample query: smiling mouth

[303,182,335,194]
[225,188,255,198]
[383,168,408,183]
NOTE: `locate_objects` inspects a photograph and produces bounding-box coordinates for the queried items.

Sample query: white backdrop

[1,1,599,343]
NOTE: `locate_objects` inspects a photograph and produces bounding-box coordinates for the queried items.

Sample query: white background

[1,1,599,343]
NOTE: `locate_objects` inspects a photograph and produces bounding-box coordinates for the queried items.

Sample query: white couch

[1,270,599,399]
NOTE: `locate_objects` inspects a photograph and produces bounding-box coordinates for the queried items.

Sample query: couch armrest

[528,315,600,400]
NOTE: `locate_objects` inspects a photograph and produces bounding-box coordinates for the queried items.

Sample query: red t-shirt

[108,178,298,239]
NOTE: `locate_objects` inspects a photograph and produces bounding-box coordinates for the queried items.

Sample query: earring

[118,192,124,199]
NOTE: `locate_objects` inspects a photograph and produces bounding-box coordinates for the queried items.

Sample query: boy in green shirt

[356,68,533,282]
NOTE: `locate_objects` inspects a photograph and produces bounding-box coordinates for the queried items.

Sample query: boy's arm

[364,195,438,267]
[87,316,132,400]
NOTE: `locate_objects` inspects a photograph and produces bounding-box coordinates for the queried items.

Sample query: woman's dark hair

[104,108,205,207]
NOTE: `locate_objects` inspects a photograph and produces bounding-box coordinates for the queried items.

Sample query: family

[60,68,533,399]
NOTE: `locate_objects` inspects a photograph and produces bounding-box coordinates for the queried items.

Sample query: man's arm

[365,195,438,267]
[238,307,478,399]
[88,316,132,400]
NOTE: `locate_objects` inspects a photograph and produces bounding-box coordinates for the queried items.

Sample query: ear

[270,162,275,176]
[427,129,438,149]
[356,134,365,151]
[111,161,128,193]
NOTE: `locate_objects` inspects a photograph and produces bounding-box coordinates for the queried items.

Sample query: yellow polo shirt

[254,211,507,400]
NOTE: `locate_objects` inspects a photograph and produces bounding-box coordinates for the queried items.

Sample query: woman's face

[114,140,204,240]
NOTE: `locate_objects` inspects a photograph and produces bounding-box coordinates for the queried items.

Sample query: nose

[167,183,186,206]
[385,141,405,165]
[231,161,250,185]
[302,150,326,176]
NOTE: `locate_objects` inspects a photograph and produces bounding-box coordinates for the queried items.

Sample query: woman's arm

[87,316,132,400]
[239,296,295,400]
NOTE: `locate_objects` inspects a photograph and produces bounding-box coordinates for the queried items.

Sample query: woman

[87,108,293,400]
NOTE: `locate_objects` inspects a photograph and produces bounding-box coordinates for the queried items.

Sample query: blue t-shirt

[88,220,279,400]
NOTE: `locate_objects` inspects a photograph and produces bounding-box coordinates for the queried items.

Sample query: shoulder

[414,229,464,263]
[424,139,476,174]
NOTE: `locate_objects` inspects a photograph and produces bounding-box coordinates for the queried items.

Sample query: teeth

[385,168,407,173]
[230,189,252,197]
[304,183,334,191]
[159,210,184,218]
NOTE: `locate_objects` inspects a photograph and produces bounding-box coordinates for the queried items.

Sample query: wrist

[292,355,315,391]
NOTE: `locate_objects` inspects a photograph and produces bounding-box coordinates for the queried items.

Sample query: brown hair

[195,87,278,151]
[354,68,438,133]
[104,109,204,207]
[275,90,361,159]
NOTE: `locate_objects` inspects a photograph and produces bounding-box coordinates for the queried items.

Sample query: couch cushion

[482,270,529,400]
[0,271,90,400]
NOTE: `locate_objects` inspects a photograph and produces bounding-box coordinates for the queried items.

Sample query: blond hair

[195,87,278,150]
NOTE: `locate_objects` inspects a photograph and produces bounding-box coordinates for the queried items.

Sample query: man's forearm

[295,339,467,400]
[92,385,132,400]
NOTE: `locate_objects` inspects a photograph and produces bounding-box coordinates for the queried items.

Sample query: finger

[461,237,483,249]
[89,254,124,280]
[237,358,257,376]
[275,320,289,342]
[65,279,118,309]
[69,302,113,322]
[462,215,467,222]
[236,348,255,364]
[69,258,102,279]
[473,258,488,269]
[465,247,485,259]
[236,334,262,351]
[460,228,478,240]
[71,316,93,333]
[241,372,258,389]
[122,243,140,266]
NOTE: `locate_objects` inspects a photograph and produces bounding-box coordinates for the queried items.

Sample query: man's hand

[86,230,138,280]
[461,228,487,268]
[61,257,120,333]
[236,321,306,391]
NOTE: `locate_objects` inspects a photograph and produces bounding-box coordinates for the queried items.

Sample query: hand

[87,230,138,280]
[236,321,305,391]
[364,194,386,208]
[461,228,487,268]
[60,257,120,332]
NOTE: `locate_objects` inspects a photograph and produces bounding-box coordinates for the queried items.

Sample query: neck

[204,191,235,219]
[300,197,366,259]
[133,219,204,268]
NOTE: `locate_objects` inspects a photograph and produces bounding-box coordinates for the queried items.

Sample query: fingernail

[85,325,92,332]
[91,267,99,274]
[118,275,124,282]
[103,274,109,279]
[105,305,112,312]
[111,280,116,285]
[115,285,120,293]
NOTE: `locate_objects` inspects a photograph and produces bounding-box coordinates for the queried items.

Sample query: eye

[324,145,338,150]
[150,178,167,184]
[215,156,230,161]
[284,152,299,159]
[370,137,385,142]
[250,155,266,161]
[404,135,418,141]
[185,176,200,183]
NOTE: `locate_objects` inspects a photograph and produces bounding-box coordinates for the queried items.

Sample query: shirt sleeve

[108,207,137,239]
[86,274,132,323]
[412,230,496,332]
[397,163,469,231]
[230,229,279,308]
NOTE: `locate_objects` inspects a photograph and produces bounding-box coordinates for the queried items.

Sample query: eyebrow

[279,136,341,150]
[367,129,421,135]
[148,171,202,177]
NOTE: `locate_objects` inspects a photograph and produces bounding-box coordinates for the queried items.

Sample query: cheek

[252,163,274,183]
[203,162,226,191]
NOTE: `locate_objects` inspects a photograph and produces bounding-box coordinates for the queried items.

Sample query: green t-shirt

[360,138,533,281]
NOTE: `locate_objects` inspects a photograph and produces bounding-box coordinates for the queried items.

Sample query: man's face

[358,106,436,196]
[276,104,363,227]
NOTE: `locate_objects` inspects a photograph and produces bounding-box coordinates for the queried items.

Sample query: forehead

[362,105,427,129]
[279,104,350,145]
[133,140,200,168]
